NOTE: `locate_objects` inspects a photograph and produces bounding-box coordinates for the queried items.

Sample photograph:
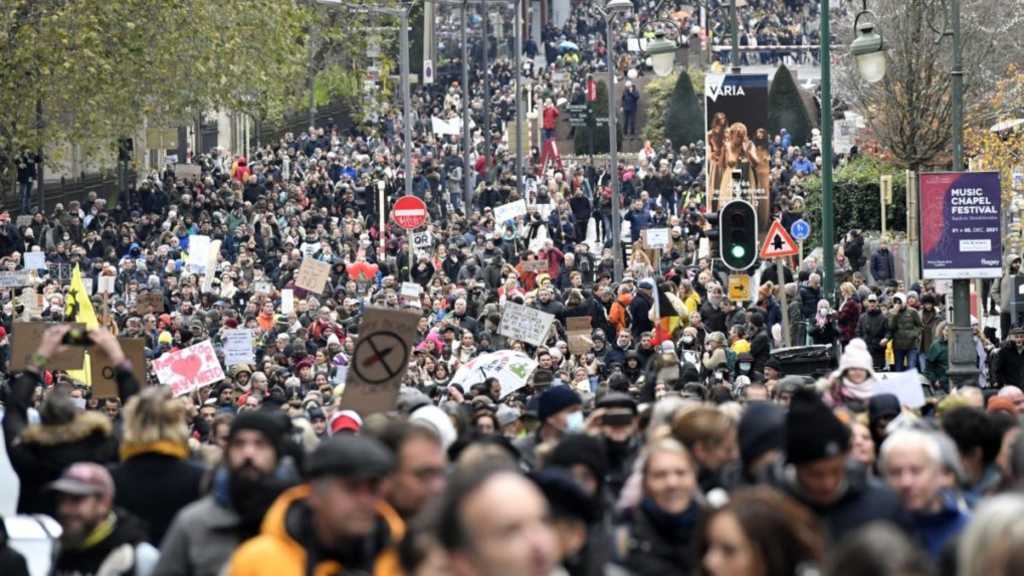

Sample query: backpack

[723,347,738,374]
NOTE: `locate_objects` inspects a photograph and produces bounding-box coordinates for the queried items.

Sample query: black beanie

[230,410,286,455]
[739,401,786,466]
[546,433,608,483]
[538,386,582,422]
[785,389,850,465]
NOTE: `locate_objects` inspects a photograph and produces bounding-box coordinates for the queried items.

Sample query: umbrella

[450,350,537,399]
[990,118,1024,133]
[559,40,579,52]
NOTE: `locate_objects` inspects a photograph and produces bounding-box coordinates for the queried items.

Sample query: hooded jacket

[227,484,404,576]
[991,254,1023,312]
[3,367,139,514]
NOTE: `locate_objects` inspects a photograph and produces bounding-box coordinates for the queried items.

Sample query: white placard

[493,199,528,223]
[0,270,32,289]
[281,289,295,315]
[874,371,926,409]
[188,235,211,273]
[411,230,433,252]
[645,228,671,249]
[23,251,46,270]
[401,282,423,298]
[223,329,256,367]
[82,277,94,295]
[152,340,226,397]
[97,275,116,295]
[498,302,556,347]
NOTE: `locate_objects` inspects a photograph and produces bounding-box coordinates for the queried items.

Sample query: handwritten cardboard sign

[152,340,226,397]
[222,329,255,367]
[566,316,593,355]
[295,258,331,295]
[11,322,86,371]
[498,302,555,347]
[90,338,148,398]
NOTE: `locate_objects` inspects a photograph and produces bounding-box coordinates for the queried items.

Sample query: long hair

[696,487,824,576]
[122,386,189,448]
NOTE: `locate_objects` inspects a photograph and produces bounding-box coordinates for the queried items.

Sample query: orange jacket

[609,292,633,336]
[227,484,405,576]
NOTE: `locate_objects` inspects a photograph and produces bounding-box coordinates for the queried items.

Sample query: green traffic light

[730,245,746,259]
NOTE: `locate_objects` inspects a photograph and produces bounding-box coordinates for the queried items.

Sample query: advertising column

[704,74,770,231]
[920,171,1002,279]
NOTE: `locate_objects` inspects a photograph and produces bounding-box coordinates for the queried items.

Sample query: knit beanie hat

[785,389,850,464]
[545,433,608,484]
[538,386,582,422]
[230,410,287,455]
[738,401,786,467]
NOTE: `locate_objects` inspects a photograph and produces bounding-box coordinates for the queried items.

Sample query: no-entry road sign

[393,195,428,230]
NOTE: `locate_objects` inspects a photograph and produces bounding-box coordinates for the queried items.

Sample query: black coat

[777,461,911,542]
[613,501,699,576]
[3,367,138,514]
[111,453,207,546]
[629,291,655,338]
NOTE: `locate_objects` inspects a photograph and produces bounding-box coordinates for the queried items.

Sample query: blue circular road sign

[790,219,811,242]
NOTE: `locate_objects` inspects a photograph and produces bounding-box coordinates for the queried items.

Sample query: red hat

[0,326,7,340]
[330,410,363,435]
[224,318,239,329]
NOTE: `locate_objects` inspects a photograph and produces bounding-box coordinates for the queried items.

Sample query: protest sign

[523,260,548,273]
[11,322,86,371]
[188,235,212,274]
[644,228,670,250]
[135,292,164,315]
[411,230,433,252]
[874,371,926,409]
[23,251,46,270]
[566,316,593,355]
[222,329,256,367]
[254,280,273,295]
[90,338,147,398]
[295,258,331,295]
[97,275,116,295]
[173,163,202,180]
[341,307,420,417]
[15,215,33,228]
[498,302,555,347]
[400,282,423,299]
[493,199,528,223]
[281,289,295,315]
[0,270,32,290]
[153,340,226,397]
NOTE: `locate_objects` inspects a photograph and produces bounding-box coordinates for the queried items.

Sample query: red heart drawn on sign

[172,353,203,384]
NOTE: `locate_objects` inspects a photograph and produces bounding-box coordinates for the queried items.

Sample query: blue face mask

[565,411,585,432]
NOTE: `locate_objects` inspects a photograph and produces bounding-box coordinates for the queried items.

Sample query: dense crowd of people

[3,3,1024,576]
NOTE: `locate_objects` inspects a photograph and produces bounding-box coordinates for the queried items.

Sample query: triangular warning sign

[760,220,800,259]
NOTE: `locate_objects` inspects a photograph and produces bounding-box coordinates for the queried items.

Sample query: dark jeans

[623,110,637,136]
[893,348,918,372]
[19,181,33,213]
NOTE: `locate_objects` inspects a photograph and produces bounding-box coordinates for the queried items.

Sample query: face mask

[682,336,694,344]
[739,363,752,372]
[565,411,584,432]
[71,397,86,410]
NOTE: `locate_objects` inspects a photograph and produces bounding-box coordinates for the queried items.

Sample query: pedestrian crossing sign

[759,220,800,259]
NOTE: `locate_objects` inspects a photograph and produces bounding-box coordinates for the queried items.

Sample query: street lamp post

[821,0,834,302]
[514,0,524,198]
[462,1,472,210]
[945,0,976,385]
[594,0,633,282]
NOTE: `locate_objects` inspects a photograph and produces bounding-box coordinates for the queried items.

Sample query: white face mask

[565,411,585,432]
[70,397,86,410]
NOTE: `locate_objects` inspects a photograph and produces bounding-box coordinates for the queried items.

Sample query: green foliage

[798,156,907,251]
[767,65,814,147]
[642,69,705,146]
[573,80,620,154]
[663,70,704,148]
[0,0,312,166]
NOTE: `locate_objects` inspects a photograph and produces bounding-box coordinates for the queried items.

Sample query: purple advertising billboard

[920,171,1002,279]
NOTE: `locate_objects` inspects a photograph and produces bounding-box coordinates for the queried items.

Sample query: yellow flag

[66,264,99,385]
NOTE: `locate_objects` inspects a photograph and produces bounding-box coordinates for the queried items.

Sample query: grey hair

[958,494,1024,576]
[879,429,943,474]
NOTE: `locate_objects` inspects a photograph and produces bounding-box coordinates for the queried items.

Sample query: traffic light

[704,210,720,260]
[719,200,758,271]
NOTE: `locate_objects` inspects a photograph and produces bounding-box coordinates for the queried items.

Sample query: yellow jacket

[227,484,405,576]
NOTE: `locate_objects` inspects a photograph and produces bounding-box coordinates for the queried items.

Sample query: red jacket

[543,106,560,130]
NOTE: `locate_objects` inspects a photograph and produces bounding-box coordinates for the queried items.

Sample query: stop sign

[392,195,429,230]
